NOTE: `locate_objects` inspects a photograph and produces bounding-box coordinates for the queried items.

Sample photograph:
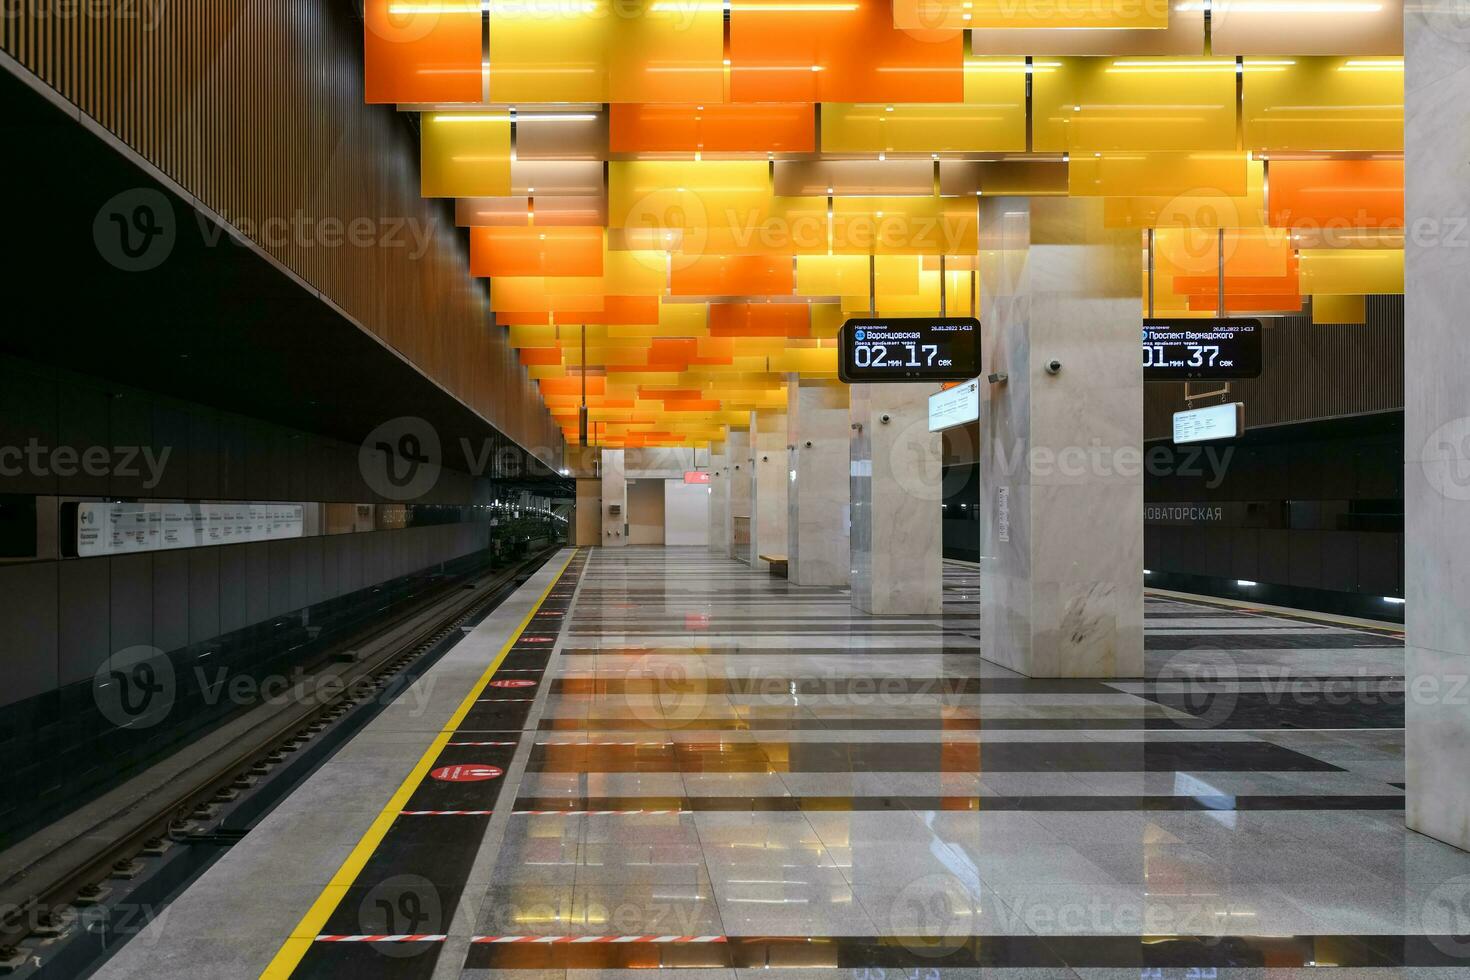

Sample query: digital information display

[1173,402,1245,445]
[839,318,980,384]
[1143,318,1263,381]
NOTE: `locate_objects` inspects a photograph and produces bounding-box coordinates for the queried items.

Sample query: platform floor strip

[260,551,580,980]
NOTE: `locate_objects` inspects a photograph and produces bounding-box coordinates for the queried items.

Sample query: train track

[0,547,561,977]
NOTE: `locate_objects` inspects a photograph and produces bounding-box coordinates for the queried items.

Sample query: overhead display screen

[1143,318,1263,381]
[839,318,980,384]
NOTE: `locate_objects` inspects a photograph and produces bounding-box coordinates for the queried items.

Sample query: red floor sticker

[429,764,503,782]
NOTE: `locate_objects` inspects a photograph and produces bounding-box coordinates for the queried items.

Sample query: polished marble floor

[96,546,1469,979]
[450,548,1468,979]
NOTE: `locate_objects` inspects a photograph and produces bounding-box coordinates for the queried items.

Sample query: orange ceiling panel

[1267,159,1404,232]
[584,296,663,325]
[663,400,724,412]
[729,0,963,103]
[690,337,737,365]
[470,227,604,277]
[610,104,817,153]
[671,255,795,297]
[647,339,699,369]
[641,387,704,400]
[519,348,564,366]
[541,376,607,397]
[364,0,483,104]
[709,303,811,338]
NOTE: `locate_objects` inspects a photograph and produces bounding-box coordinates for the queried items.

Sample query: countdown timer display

[1143,318,1263,381]
[838,318,980,383]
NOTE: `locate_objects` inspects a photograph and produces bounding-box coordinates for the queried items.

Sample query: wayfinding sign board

[928,379,981,432]
[1173,402,1246,444]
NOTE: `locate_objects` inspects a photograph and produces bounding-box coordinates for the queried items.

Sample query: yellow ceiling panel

[1069,152,1249,198]
[831,197,977,254]
[1103,160,1268,230]
[421,114,512,198]
[1033,58,1237,153]
[1311,294,1367,324]
[959,0,1167,29]
[1243,57,1403,152]
[1299,249,1403,295]
[821,101,1024,154]
[488,0,724,103]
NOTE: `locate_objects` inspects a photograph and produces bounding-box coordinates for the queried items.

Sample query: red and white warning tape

[400,810,496,816]
[448,741,518,747]
[472,935,727,944]
[512,809,689,816]
[537,740,675,748]
[315,934,447,943]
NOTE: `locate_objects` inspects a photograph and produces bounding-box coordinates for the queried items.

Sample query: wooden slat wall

[0,0,563,464]
[1145,296,1405,440]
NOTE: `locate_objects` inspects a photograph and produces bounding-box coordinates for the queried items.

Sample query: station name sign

[1143,318,1263,381]
[839,317,980,384]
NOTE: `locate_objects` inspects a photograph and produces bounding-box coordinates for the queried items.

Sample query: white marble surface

[751,410,790,571]
[977,197,1144,678]
[787,380,851,586]
[1406,2,1470,852]
[708,442,729,555]
[849,383,943,615]
[725,426,752,561]
[624,446,699,479]
[600,449,626,548]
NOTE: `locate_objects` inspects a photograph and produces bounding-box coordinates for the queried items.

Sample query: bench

[759,554,789,578]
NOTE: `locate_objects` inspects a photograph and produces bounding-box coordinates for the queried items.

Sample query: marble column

[724,425,752,562]
[751,410,790,571]
[708,441,730,556]
[976,196,1143,678]
[849,383,943,615]
[787,379,851,586]
[600,449,626,548]
[1405,3,1470,851]
[574,478,601,547]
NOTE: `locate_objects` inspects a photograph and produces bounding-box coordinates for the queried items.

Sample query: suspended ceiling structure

[366,0,1405,449]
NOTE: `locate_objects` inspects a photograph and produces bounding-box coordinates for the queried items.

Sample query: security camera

[879,413,893,425]
[1045,360,1063,376]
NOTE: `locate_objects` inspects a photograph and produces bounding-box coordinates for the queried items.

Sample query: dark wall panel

[152,551,191,656]
[0,562,58,707]
[57,558,109,687]
[1146,413,1404,618]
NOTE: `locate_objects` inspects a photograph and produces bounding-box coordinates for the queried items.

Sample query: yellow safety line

[260,550,577,979]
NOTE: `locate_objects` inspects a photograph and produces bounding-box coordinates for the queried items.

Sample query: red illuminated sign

[684,471,712,485]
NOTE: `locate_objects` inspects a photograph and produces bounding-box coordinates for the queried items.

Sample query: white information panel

[928,379,981,432]
[1173,403,1245,445]
[76,502,305,558]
